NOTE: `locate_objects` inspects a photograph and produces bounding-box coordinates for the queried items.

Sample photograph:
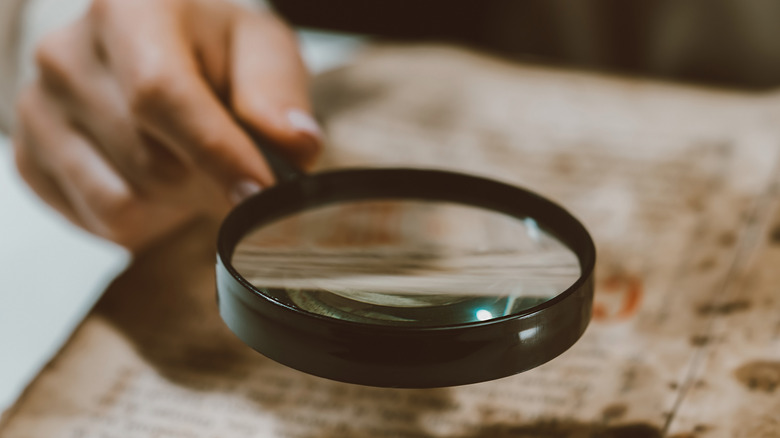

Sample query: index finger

[92,0,273,202]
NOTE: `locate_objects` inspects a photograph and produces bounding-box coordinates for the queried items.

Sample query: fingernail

[287,109,322,139]
[230,179,262,205]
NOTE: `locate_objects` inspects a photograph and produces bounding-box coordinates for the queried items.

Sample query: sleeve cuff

[0,0,29,133]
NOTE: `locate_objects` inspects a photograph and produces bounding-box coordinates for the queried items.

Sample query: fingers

[34,23,186,192]
[15,85,193,251]
[14,0,321,251]
[229,12,323,170]
[12,130,85,229]
[90,0,274,201]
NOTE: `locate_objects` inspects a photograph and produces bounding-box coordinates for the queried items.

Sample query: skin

[12,0,321,252]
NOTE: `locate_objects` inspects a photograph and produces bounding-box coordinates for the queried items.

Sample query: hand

[13,0,321,252]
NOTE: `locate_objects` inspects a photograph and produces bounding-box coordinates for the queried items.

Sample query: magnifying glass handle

[241,123,303,183]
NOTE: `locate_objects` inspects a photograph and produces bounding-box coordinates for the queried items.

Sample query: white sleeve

[0,0,92,133]
[0,0,29,133]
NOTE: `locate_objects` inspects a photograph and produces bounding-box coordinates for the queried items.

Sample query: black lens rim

[216,168,595,388]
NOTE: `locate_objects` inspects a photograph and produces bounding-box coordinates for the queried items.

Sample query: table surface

[2,42,780,438]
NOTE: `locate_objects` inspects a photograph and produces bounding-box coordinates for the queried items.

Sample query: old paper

[233,200,581,302]
[2,45,779,437]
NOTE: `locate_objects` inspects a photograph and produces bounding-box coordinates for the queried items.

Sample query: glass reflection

[233,200,580,326]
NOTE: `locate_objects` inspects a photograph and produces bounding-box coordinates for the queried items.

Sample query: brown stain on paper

[718,231,737,247]
[453,422,661,438]
[696,257,717,272]
[769,225,780,244]
[696,300,751,317]
[734,361,780,393]
[593,273,643,322]
[669,424,713,437]
[601,403,628,422]
[313,421,662,438]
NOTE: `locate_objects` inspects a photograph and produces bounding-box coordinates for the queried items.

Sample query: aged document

[2,45,780,437]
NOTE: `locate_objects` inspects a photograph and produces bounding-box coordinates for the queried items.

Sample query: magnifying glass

[216,129,596,388]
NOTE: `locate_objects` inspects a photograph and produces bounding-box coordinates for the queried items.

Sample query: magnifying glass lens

[232,200,580,327]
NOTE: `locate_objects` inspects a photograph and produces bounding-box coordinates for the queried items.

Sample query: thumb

[230,12,322,171]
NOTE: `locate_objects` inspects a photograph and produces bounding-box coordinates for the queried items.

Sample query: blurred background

[273,0,780,90]
[2,0,779,415]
